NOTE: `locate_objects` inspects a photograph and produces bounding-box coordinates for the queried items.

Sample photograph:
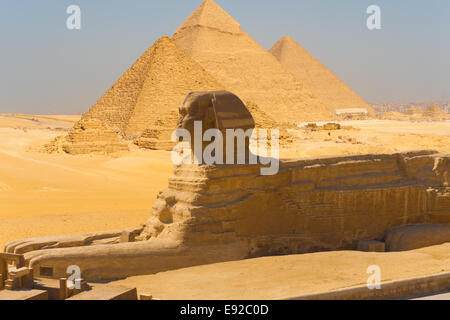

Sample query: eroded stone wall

[140,150,450,257]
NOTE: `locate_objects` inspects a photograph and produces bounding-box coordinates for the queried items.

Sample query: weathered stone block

[357,240,385,252]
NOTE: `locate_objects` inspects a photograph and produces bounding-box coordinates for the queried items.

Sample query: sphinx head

[178,90,255,134]
[176,91,256,165]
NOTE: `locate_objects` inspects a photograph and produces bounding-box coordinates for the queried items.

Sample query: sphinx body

[3,91,450,281]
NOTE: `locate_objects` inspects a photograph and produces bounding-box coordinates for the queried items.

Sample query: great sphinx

[3,91,450,281]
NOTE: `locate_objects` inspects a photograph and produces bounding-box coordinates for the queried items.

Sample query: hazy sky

[0,0,449,114]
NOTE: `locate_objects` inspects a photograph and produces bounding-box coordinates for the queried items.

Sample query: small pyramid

[45,118,129,155]
[423,104,448,120]
[404,106,423,115]
[173,0,333,123]
[64,119,129,154]
[270,36,374,115]
[78,36,224,147]
[426,104,445,114]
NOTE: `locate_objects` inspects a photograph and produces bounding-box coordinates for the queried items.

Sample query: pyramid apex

[276,36,301,47]
[270,36,307,58]
[174,0,241,35]
[280,35,295,42]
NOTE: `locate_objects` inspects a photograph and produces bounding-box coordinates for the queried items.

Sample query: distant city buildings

[371,102,450,114]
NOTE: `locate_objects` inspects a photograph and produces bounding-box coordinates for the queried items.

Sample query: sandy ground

[0,114,449,298]
[284,120,450,158]
[111,243,450,300]
[0,114,172,248]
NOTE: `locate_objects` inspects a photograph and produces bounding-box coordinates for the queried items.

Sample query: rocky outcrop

[385,224,450,251]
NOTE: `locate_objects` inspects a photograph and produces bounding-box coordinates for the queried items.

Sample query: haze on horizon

[0,0,449,115]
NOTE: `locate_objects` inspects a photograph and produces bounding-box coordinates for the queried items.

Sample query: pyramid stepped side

[82,45,156,135]
[125,36,224,138]
[270,36,374,114]
[172,0,334,123]
[245,101,278,128]
[134,110,179,151]
[62,119,129,155]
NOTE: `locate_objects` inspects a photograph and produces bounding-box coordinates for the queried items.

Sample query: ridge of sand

[270,36,374,115]
[172,0,333,123]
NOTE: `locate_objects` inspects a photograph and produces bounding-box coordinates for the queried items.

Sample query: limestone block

[140,293,153,300]
[357,240,385,252]
[385,224,450,251]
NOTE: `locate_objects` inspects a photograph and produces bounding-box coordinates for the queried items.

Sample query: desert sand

[1,0,448,301]
[1,115,449,250]
[0,114,172,249]
[1,113,449,298]
[285,119,450,158]
[111,243,450,300]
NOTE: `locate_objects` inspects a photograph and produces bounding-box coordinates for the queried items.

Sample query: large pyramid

[172,0,334,123]
[81,36,224,141]
[270,36,374,114]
